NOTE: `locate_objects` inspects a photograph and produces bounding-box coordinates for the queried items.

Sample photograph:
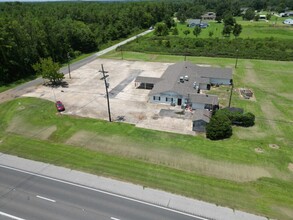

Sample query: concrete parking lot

[23,59,195,135]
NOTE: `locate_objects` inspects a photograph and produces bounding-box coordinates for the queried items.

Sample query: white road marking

[110,217,120,220]
[0,164,208,220]
[36,195,56,203]
[0,211,26,220]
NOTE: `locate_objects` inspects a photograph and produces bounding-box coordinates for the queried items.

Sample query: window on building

[153,96,161,101]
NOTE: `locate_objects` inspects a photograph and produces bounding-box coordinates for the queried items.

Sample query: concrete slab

[23,59,197,135]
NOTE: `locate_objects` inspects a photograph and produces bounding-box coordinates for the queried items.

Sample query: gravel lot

[23,59,195,135]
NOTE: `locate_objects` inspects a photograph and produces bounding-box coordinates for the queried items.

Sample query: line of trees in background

[174,0,293,23]
[0,1,175,85]
[122,36,293,61]
[0,0,292,86]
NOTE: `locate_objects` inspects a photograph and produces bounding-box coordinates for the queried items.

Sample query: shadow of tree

[43,81,69,88]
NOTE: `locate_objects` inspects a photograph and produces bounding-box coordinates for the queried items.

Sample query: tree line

[0,0,292,86]
[174,0,293,23]
[122,36,293,61]
[0,1,174,85]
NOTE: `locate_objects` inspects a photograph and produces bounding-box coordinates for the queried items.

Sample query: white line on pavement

[0,211,26,220]
[110,217,120,220]
[0,164,208,220]
[36,195,56,203]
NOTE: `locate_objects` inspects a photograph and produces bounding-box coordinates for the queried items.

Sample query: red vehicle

[55,101,65,112]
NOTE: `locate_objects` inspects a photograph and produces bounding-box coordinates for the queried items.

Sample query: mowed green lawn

[1,54,293,219]
[162,15,293,39]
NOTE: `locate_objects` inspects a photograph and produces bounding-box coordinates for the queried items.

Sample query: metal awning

[135,76,161,84]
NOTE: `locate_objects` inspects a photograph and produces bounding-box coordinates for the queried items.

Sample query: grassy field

[1,54,293,219]
[163,15,293,39]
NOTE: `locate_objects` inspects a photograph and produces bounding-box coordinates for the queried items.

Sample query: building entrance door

[177,98,182,105]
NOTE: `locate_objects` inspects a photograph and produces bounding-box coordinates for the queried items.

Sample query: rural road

[0,166,204,220]
[0,29,153,104]
[60,29,153,75]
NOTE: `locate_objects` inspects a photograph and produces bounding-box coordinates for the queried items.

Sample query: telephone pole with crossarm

[99,64,112,122]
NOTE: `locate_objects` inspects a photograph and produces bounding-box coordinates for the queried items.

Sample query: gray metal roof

[149,62,232,96]
[135,76,161,84]
[192,109,212,122]
[195,77,210,84]
[189,94,218,105]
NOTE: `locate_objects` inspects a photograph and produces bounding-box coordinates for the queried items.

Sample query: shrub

[240,112,255,127]
[206,113,232,140]
[216,109,255,127]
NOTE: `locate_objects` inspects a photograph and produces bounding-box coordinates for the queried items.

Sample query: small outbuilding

[192,109,212,132]
[187,19,201,27]
[187,19,208,28]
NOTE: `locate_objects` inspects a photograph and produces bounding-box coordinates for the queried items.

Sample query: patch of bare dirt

[255,147,264,153]
[288,163,293,172]
[16,105,26,111]
[269,144,280,149]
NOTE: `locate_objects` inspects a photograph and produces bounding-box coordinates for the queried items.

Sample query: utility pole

[99,64,112,122]
[228,79,233,108]
[235,49,239,68]
[67,52,72,79]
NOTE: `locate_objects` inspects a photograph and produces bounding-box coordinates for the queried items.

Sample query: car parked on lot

[55,101,65,112]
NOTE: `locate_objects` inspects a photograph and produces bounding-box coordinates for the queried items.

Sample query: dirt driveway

[23,59,195,135]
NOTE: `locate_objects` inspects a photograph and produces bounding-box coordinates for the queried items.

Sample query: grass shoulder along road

[1,54,293,219]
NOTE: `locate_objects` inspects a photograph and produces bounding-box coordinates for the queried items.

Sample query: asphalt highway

[0,166,206,220]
